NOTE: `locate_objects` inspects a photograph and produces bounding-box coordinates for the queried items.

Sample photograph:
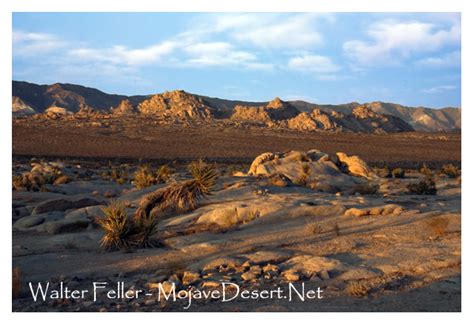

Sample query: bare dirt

[13,116,460,167]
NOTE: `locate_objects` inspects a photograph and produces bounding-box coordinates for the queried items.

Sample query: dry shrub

[441,164,460,178]
[391,168,405,178]
[407,177,437,195]
[333,222,341,236]
[134,160,217,221]
[420,163,433,177]
[12,267,21,299]
[425,217,450,237]
[133,165,156,189]
[110,167,128,185]
[346,281,370,296]
[12,162,66,191]
[156,165,172,183]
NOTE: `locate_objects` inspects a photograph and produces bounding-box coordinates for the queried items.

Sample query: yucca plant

[156,165,172,183]
[133,165,156,189]
[134,160,217,221]
[131,211,159,248]
[96,202,132,251]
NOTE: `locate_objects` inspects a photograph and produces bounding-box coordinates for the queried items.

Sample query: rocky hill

[12,80,460,132]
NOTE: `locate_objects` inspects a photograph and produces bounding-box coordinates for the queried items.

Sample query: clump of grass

[156,165,172,183]
[133,165,156,189]
[110,167,128,185]
[134,160,217,221]
[392,168,405,178]
[407,177,437,195]
[346,281,370,297]
[333,222,341,236]
[420,163,433,178]
[440,164,460,178]
[425,217,450,237]
[96,201,159,251]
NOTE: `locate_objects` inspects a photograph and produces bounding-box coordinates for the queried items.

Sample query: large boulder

[336,152,375,179]
[247,149,375,191]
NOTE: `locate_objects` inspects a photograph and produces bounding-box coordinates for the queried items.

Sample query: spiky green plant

[96,202,132,251]
[134,160,217,221]
[131,211,159,248]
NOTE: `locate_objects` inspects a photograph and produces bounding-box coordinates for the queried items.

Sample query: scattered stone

[282,271,300,282]
[45,219,90,234]
[344,208,369,217]
[182,271,200,286]
[241,271,257,281]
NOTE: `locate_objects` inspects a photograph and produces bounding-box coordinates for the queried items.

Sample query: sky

[12,12,461,108]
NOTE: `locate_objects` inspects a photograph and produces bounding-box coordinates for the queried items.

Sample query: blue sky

[13,12,460,108]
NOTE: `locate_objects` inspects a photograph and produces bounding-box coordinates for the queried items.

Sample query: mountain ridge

[12,80,460,132]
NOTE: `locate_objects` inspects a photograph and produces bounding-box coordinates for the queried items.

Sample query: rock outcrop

[247,149,377,192]
[12,96,36,116]
[112,99,136,115]
[137,90,214,119]
[231,97,299,122]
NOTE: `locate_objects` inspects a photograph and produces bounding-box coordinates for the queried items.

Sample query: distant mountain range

[12,80,461,133]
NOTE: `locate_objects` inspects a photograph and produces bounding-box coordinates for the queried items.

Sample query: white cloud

[188,13,332,50]
[421,85,457,94]
[288,54,341,74]
[184,41,272,70]
[13,30,65,56]
[416,51,460,68]
[69,41,177,66]
[344,19,460,66]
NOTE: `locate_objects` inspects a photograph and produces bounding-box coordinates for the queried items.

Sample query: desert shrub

[425,217,450,237]
[407,177,437,195]
[12,162,66,191]
[133,211,159,248]
[420,163,433,177]
[353,182,379,195]
[133,165,156,189]
[392,168,405,178]
[97,202,159,251]
[333,223,341,236]
[111,167,128,185]
[156,165,172,183]
[134,160,217,220]
[440,164,460,178]
[96,202,133,251]
[346,281,370,296]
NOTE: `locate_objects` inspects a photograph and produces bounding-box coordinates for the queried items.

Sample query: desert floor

[13,117,460,167]
[12,157,460,312]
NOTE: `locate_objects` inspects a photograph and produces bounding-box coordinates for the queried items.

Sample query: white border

[1,1,471,324]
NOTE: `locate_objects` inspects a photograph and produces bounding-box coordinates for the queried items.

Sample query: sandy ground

[12,159,461,312]
[13,116,460,167]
